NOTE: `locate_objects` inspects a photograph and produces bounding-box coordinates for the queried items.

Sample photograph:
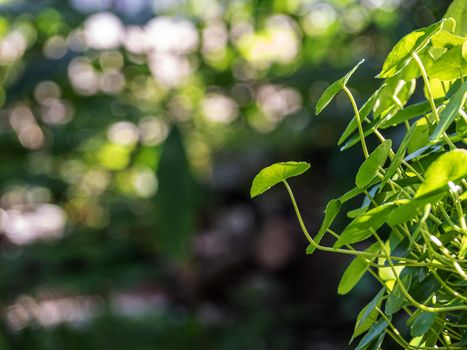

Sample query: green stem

[343,86,369,158]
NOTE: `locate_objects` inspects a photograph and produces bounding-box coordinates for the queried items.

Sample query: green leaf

[380,124,418,188]
[380,101,432,129]
[407,117,431,154]
[315,59,365,115]
[334,202,396,248]
[385,272,412,315]
[416,149,467,197]
[355,318,389,350]
[156,127,198,260]
[373,77,416,118]
[427,46,467,80]
[463,41,467,60]
[306,199,341,255]
[351,288,385,342]
[250,161,310,198]
[445,0,467,36]
[356,140,392,189]
[431,30,466,48]
[429,80,467,142]
[410,312,437,337]
[338,84,385,145]
[377,19,449,78]
[340,118,381,151]
[338,243,379,295]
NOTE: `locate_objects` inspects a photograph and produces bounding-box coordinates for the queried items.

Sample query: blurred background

[0,0,453,349]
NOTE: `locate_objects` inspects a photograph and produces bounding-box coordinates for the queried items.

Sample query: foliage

[252,0,467,348]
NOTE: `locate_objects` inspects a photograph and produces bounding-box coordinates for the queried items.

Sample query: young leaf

[338,243,379,295]
[356,140,392,189]
[250,161,310,198]
[334,202,396,248]
[416,149,467,197]
[306,199,341,255]
[380,124,418,188]
[429,80,467,142]
[407,118,431,154]
[377,19,450,78]
[410,312,438,337]
[355,318,389,350]
[351,288,386,342]
[373,77,416,119]
[427,46,467,80]
[385,272,412,315]
[315,59,365,115]
[445,0,467,36]
[379,101,432,129]
[431,30,466,48]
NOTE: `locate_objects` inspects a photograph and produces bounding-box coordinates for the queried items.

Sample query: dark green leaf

[351,288,386,342]
[385,272,412,315]
[355,318,389,350]
[410,312,437,337]
[156,127,198,260]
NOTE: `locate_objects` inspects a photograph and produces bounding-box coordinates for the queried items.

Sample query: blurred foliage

[0,0,453,348]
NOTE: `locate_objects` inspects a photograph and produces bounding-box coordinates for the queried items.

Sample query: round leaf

[250,161,310,198]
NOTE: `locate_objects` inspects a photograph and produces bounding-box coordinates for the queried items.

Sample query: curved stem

[343,86,369,158]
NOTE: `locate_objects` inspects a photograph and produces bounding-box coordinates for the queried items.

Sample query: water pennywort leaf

[306,199,341,255]
[338,243,379,295]
[250,161,310,198]
[415,149,467,197]
[377,19,449,78]
[356,140,392,189]
[315,59,365,115]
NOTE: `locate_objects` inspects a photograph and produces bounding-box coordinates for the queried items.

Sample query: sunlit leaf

[338,243,379,295]
[380,101,432,129]
[356,140,392,189]
[429,80,467,142]
[445,0,467,36]
[315,59,365,115]
[334,202,396,248]
[416,149,467,197]
[377,19,450,78]
[427,46,467,80]
[306,199,341,255]
[380,124,418,188]
[250,161,310,198]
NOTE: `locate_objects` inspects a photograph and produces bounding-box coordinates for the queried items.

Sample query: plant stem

[343,86,370,158]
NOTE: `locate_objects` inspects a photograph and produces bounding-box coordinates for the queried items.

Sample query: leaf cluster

[251,1,467,348]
